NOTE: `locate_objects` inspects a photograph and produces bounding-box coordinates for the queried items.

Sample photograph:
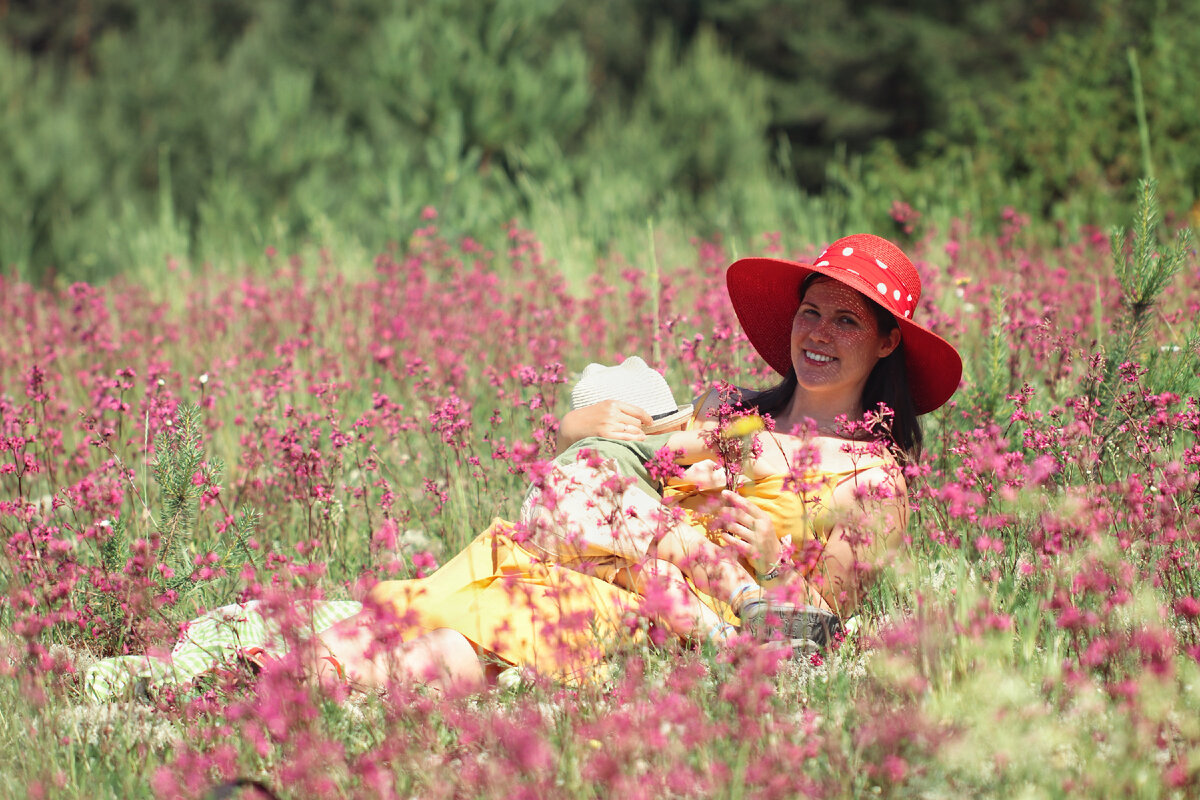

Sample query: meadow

[0,177,1197,798]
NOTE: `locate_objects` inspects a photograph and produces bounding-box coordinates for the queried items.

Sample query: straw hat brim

[726,256,962,415]
[642,405,694,434]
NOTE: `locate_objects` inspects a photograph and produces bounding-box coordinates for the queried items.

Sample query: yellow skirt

[368,519,644,683]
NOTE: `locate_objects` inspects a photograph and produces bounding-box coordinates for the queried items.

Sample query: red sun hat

[726,233,962,415]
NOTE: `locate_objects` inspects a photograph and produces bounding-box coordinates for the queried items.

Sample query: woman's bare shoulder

[767,432,901,474]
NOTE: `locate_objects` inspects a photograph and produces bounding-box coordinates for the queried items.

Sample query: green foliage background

[2,0,1198,281]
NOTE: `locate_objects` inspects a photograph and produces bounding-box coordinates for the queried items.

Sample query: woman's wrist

[757,566,781,583]
[756,554,787,584]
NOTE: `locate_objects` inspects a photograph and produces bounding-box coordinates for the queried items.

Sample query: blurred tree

[0,0,1195,280]
[937,0,1200,216]
[605,0,1100,187]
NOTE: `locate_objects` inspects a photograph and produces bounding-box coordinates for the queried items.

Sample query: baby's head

[571,356,692,434]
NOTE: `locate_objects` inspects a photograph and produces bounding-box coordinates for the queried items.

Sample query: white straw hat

[570,356,694,434]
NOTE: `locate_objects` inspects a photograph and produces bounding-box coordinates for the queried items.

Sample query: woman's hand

[710,490,781,577]
[556,400,654,452]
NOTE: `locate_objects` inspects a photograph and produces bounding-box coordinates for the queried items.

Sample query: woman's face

[790,277,901,403]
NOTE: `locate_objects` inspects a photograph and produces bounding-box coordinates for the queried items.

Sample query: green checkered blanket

[83,600,361,701]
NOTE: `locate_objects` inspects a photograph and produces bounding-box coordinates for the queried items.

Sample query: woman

[315,234,962,694]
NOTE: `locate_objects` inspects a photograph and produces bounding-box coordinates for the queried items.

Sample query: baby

[520,357,840,649]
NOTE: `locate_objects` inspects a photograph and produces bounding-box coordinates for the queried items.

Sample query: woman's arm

[798,463,908,616]
[555,384,751,454]
[663,429,795,476]
[662,429,719,465]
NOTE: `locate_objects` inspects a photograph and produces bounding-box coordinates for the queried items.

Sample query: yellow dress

[367,460,881,682]
[367,520,639,683]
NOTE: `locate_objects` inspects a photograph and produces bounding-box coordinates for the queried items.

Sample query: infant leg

[315,610,487,694]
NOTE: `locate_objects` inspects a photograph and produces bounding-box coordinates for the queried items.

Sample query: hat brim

[643,405,694,434]
[726,257,962,415]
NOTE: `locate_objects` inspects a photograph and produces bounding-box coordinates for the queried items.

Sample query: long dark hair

[742,275,923,462]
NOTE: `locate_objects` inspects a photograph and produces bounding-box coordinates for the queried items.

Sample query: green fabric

[554,433,677,499]
[83,600,361,701]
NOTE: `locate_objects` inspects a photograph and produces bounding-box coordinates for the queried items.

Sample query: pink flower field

[1,200,1198,798]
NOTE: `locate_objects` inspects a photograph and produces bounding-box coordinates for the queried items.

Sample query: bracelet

[757,558,786,583]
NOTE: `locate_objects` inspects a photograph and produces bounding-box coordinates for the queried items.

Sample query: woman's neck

[775,386,864,437]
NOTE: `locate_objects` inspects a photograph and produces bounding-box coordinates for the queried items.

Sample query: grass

[0,181,1197,798]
